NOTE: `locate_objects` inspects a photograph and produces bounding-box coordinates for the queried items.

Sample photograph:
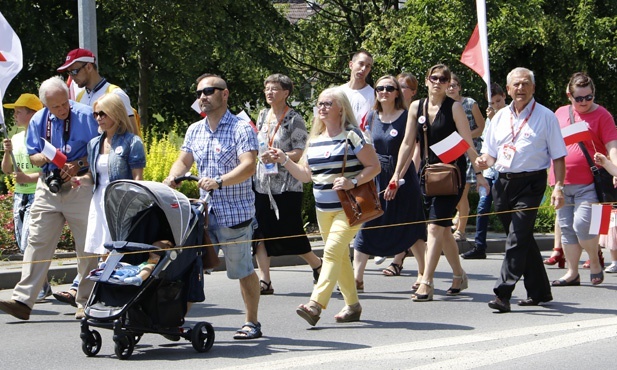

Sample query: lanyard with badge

[497,101,536,168]
[260,106,288,175]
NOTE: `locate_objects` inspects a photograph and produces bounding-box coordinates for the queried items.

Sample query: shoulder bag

[419,100,461,196]
[569,106,617,203]
[336,132,384,227]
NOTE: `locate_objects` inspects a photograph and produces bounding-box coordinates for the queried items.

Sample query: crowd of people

[1,48,616,338]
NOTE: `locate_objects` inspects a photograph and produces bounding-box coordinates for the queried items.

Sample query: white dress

[84,154,111,254]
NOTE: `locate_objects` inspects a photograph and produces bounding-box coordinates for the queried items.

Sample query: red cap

[57,48,96,71]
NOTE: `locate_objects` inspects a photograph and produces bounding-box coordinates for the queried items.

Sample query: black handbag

[569,106,617,203]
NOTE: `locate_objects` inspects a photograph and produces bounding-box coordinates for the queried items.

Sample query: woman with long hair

[391,64,488,301]
[269,87,380,325]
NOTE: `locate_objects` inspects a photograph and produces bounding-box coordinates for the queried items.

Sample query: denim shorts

[207,212,257,279]
[557,183,598,244]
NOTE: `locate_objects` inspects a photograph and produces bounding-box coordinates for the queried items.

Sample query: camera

[45,169,64,193]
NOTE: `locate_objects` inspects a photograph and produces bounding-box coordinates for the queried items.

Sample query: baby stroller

[80,178,214,360]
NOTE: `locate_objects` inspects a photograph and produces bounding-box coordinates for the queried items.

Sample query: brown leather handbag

[336,133,384,227]
[419,101,461,197]
[191,198,220,270]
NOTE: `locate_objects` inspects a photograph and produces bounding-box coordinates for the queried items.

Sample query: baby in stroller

[80,180,214,360]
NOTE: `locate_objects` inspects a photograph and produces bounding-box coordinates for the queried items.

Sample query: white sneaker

[374,256,387,265]
[605,262,617,273]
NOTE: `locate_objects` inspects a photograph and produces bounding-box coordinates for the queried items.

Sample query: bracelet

[281,154,290,166]
[475,171,482,176]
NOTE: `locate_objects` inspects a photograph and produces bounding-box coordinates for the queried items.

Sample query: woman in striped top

[270,87,380,326]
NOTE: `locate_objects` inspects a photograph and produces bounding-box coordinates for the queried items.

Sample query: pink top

[549,104,617,185]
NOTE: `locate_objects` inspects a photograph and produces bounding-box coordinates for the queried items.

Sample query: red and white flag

[191,99,206,117]
[460,1,491,100]
[561,122,592,146]
[41,138,67,168]
[430,131,470,163]
[0,11,23,123]
[236,110,258,133]
[589,204,612,235]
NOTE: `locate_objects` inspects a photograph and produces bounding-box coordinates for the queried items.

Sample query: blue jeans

[474,177,494,251]
[13,193,35,253]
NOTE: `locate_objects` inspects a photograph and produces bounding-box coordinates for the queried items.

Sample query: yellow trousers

[311,209,361,309]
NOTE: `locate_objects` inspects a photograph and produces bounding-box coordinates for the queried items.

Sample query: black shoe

[461,247,486,260]
[488,297,511,313]
[517,295,553,306]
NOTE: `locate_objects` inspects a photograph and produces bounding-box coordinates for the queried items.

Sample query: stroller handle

[174,174,200,184]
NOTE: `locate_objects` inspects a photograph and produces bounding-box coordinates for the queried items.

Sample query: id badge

[496,144,516,168]
[261,162,279,175]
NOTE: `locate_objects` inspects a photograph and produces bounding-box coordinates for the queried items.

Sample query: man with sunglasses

[56,48,138,133]
[340,50,375,125]
[0,76,99,321]
[476,67,567,313]
[164,74,262,340]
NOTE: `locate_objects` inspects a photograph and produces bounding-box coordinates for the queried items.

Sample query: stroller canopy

[104,180,194,246]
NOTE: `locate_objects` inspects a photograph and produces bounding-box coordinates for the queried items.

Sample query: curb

[0,234,554,291]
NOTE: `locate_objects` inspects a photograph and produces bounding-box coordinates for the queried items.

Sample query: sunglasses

[375,85,397,92]
[92,111,107,119]
[195,87,224,99]
[66,64,86,76]
[316,101,333,109]
[428,75,449,84]
[573,94,594,103]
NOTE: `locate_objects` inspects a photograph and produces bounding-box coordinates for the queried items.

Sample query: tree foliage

[1,0,616,132]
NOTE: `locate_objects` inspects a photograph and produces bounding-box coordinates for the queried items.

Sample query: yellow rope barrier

[5,199,606,268]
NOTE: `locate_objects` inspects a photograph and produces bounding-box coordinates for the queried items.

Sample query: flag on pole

[41,138,67,168]
[429,131,470,163]
[236,110,258,133]
[0,11,23,123]
[589,204,612,235]
[561,122,592,146]
[460,0,490,99]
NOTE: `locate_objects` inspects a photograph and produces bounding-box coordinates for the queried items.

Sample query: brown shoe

[0,300,31,320]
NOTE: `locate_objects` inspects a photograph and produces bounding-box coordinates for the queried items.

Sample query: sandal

[411,282,421,291]
[382,263,402,276]
[591,270,604,285]
[53,289,77,307]
[260,280,274,295]
[312,258,322,284]
[296,300,322,326]
[334,302,362,323]
[446,271,469,296]
[233,321,262,340]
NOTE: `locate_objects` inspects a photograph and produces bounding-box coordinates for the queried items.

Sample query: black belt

[498,170,545,180]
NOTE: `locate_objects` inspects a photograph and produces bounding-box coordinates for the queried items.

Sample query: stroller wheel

[114,334,135,360]
[191,322,215,353]
[81,330,102,357]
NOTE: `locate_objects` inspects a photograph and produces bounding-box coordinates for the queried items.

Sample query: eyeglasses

[448,83,459,89]
[316,101,333,109]
[92,111,107,119]
[573,94,594,103]
[66,64,86,76]
[264,87,282,93]
[428,75,449,84]
[195,87,224,99]
[375,85,397,93]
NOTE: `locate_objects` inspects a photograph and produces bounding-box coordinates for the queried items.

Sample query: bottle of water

[258,131,275,171]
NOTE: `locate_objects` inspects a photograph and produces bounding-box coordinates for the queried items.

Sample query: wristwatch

[555,185,564,191]
[351,178,358,188]
[214,176,223,189]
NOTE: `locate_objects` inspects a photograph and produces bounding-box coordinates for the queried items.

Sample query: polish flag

[430,131,470,163]
[589,204,612,235]
[191,99,206,117]
[236,110,258,133]
[561,122,592,146]
[41,138,67,168]
[0,11,22,124]
[460,1,491,100]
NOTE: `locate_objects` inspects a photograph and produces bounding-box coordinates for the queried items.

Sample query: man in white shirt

[339,50,374,125]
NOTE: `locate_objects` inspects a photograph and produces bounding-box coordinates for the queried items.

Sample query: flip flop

[53,289,77,307]
[233,322,262,340]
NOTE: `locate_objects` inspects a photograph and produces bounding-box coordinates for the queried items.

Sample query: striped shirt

[182,110,258,227]
[307,128,366,211]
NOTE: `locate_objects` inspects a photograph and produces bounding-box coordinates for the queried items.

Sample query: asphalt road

[0,251,616,369]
